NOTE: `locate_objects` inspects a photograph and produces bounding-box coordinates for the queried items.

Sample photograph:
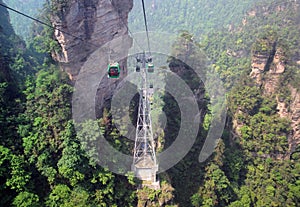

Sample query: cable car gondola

[147,63,154,73]
[107,62,120,78]
[136,65,141,72]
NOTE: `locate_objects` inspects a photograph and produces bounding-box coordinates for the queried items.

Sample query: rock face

[286,88,300,155]
[250,41,300,158]
[51,0,133,80]
[250,52,272,85]
[263,48,286,95]
[51,0,133,113]
[250,39,277,88]
[277,87,300,156]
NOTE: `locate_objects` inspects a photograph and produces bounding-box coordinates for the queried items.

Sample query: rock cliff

[50,0,133,113]
[250,40,300,158]
[51,0,133,80]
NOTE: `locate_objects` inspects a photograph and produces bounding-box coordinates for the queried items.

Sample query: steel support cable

[141,0,151,55]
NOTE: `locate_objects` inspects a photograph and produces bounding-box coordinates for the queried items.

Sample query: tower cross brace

[131,53,159,187]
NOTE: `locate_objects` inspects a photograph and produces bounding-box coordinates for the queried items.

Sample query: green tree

[197,163,233,207]
[12,191,40,207]
[192,140,234,206]
[6,155,31,192]
[21,67,73,184]
[57,121,85,186]
[46,184,71,207]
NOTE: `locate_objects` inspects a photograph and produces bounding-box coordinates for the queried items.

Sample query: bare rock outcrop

[277,100,299,160]
[250,52,271,85]
[51,0,133,80]
[250,43,285,95]
[249,41,300,158]
[250,38,277,87]
[50,0,133,113]
[278,88,300,156]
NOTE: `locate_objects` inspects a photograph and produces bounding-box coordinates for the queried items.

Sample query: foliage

[137,181,175,207]
[31,22,61,56]
[1,0,300,206]
[129,0,259,35]
[13,191,40,207]
[191,140,235,207]
[15,66,137,206]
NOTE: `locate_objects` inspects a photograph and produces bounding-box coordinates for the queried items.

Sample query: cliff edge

[51,0,133,80]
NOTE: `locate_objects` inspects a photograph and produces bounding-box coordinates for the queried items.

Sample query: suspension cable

[109,0,144,52]
[141,0,151,55]
[1,0,153,55]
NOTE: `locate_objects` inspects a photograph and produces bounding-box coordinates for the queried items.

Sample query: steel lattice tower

[132,53,159,188]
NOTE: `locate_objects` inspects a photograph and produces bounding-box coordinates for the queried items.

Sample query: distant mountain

[129,0,266,35]
[3,0,45,42]
[129,1,300,206]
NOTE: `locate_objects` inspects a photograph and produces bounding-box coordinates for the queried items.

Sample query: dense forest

[0,0,300,206]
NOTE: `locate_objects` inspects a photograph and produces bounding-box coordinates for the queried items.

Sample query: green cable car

[107,62,120,78]
[136,65,141,72]
[147,63,154,73]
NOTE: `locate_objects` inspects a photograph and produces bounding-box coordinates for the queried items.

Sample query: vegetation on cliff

[0,0,299,206]
[130,0,300,206]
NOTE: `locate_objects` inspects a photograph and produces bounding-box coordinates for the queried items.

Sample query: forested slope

[130,0,270,35]
[130,0,300,206]
[0,0,299,206]
[0,2,137,206]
